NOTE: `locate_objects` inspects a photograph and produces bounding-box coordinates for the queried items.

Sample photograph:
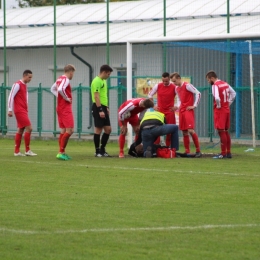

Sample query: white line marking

[0,224,258,235]
[1,159,260,177]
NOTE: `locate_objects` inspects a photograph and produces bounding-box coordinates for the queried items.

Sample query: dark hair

[23,70,32,76]
[143,99,154,108]
[206,70,217,78]
[100,64,113,73]
[162,72,170,78]
[170,72,181,79]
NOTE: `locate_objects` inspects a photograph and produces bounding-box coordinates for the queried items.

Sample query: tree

[17,0,139,8]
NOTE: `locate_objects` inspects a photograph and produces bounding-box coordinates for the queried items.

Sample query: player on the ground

[118,98,154,158]
[8,70,37,156]
[91,64,113,157]
[51,64,76,160]
[170,72,202,157]
[206,70,236,159]
[148,72,178,146]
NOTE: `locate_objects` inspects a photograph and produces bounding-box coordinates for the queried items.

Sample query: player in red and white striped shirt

[148,72,178,146]
[206,70,236,159]
[51,64,76,160]
[118,98,154,158]
[170,72,202,157]
[8,70,37,157]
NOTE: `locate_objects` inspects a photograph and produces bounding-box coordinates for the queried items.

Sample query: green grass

[0,138,260,260]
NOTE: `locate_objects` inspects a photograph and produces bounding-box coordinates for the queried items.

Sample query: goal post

[126,33,260,148]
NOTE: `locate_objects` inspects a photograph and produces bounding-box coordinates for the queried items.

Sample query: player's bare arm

[8,111,13,117]
[94,92,105,118]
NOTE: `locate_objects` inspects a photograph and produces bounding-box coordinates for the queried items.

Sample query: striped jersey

[8,80,28,113]
[148,82,176,113]
[212,80,236,112]
[176,82,201,113]
[118,98,146,121]
[51,75,72,112]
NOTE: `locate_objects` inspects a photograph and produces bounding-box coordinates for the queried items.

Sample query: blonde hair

[64,64,76,73]
[170,72,181,79]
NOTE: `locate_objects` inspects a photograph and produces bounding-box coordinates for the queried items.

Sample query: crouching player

[118,98,154,158]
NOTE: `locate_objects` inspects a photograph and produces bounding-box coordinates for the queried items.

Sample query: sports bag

[156,147,176,158]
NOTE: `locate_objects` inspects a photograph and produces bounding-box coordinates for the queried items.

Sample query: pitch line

[0,224,258,235]
[1,159,260,177]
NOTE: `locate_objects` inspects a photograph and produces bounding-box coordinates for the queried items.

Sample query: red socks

[191,133,200,153]
[226,131,231,154]
[14,133,22,153]
[183,135,190,153]
[59,132,71,153]
[218,131,227,155]
[119,134,125,152]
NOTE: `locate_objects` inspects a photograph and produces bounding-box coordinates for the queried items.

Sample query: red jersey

[8,80,28,114]
[148,82,176,113]
[118,98,146,121]
[212,80,236,113]
[51,75,72,112]
[176,82,201,113]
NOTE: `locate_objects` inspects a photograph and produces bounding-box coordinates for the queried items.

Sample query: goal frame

[126,33,260,148]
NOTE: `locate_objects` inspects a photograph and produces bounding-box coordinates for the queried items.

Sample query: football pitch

[0,138,260,260]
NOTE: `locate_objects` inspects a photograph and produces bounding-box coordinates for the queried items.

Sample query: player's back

[118,98,145,115]
[214,80,230,112]
[56,75,72,111]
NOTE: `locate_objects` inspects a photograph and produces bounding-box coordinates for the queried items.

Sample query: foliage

[17,0,139,7]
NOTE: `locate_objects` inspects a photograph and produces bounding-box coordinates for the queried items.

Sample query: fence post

[77,83,82,139]
[37,83,42,137]
[257,87,260,140]
[0,83,7,135]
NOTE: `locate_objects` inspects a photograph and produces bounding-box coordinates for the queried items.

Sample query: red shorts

[214,110,230,129]
[179,110,195,130]
[118,114,139,127]
[164,111,176,124]
[57,110,74,128]
[15,112,31,128]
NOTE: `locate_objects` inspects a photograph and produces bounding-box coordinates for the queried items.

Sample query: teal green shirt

[91,76,108,106]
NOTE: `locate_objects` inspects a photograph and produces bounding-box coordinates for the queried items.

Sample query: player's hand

[107,107,110,115]
[186,106,195,110]
[67,98,72,103]
[8,111,13,117]
[99,111,105,118]
[120,126,127,135]
[154,106,159,111]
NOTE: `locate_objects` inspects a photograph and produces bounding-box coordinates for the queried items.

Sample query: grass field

[0,138,260,260]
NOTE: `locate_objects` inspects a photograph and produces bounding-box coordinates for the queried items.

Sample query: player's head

[161,72,170,86]
[64,64,76,80]
[170,72,182,86]
[23,70,33,83]
[100,64,113,79]
[206,70,217,85]
[142,98,154,108]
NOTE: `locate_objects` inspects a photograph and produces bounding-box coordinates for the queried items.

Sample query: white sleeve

[212,84,221,108]
[57,78,70,101]
[118,102,135,121]
[148,84,158,98]
[175,87,181,107]
[51,83,58,97]
[186,84,201,107]
[8,83,20,112]
[228,85,236,105]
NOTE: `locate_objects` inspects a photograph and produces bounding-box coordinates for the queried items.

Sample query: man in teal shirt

[91,64,113,157]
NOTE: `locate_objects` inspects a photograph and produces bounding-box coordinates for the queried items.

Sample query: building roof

[0,0,259,48]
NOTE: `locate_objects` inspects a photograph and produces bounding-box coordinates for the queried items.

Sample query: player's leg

[179,111,190,153]
[99,107,112,157]
[14,127,25,156]
[213,111,228,159]
[225,113,232,158]
[60,127,74,159]
[24,124,37,156]
[141,128,154,158]
[118,118,130,158]
[165,112,176,147]
[188,129,201,157]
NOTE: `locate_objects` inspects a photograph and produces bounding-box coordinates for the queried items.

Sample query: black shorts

[92,103,111,128]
